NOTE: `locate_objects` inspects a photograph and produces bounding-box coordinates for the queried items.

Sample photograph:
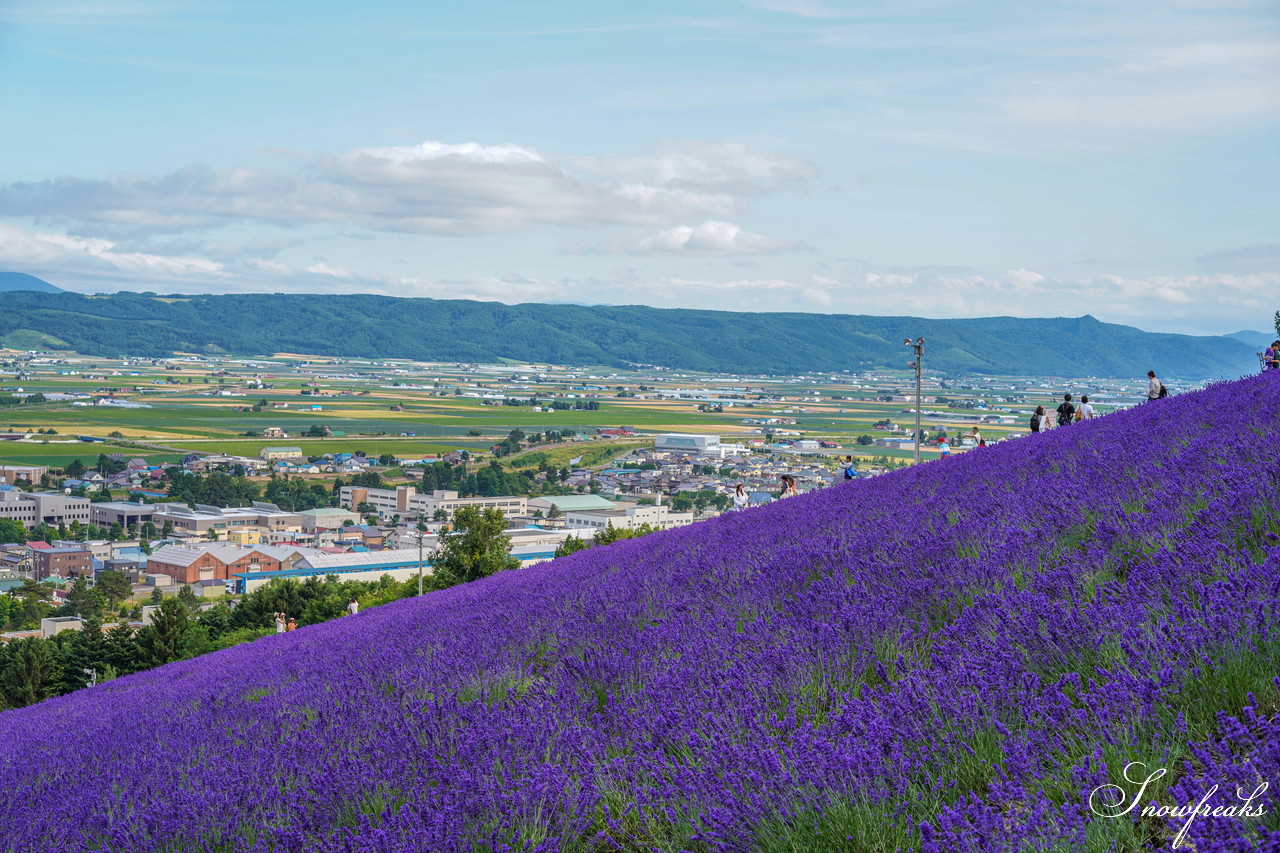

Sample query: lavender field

[3,375,1280,852]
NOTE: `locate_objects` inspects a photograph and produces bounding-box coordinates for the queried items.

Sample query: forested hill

[0,290,1258,378]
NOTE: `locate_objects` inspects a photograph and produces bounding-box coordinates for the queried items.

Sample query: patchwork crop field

[1,374,1276,851]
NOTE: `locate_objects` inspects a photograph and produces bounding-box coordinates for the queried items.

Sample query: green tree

[98,571,133,608]
[149,587,164,604]
[553,534,589,558]
[593,522,657,546]
[0,638,61,708]
[177,584,200,613]
[10,578,53,630]
[136,598,189,668]
[104,620,139,676]
[430,507,519,587]
[63,458,87,479]
[61,611,109,693]
[0,517,26,543]
[65,577,100,619]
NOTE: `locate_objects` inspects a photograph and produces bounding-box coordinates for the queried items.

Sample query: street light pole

[417,532,424,596]
[903,337,925,465]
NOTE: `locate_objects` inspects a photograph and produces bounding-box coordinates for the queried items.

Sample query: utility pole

[903,337,925,465]
[417,532,424,596]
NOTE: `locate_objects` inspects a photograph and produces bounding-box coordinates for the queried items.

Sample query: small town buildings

[259,446,304,461]
[31,546,93,580]
[0,465,46,486]
[297,507,361,532]
[339,486,527,522]
[261,427,287,439]
[89,501,159,529]
[654,434,720,453]
[149,502,303,536]
[0,488,91,530]
[564,504,694,534]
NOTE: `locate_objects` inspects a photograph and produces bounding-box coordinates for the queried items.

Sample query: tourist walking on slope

[274,612,285,635]
[1031,405,1047,433]
[733,483,748,511]
[346,598,359,616]
[1077,395,1095,421]
[1147,370,1165,401]
[1056,394,1076,427]
[938,436,951,458]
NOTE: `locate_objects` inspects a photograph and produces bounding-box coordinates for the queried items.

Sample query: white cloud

[581,220,800,255]
[0,139,816,239]
[0,223,224,281]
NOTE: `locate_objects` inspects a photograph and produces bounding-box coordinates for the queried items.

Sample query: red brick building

[31,547,93,580]
[146,544,284,584]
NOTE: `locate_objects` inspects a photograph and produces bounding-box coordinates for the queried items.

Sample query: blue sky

[0,0,1276,335]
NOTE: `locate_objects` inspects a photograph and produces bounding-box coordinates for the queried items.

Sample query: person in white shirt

[346,598,359,616]
[1147,370,1162,401]
[1077,396,1095,420]
[733,483,748,511]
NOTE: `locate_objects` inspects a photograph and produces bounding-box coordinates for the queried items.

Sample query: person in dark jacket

[1056,394,1076,427]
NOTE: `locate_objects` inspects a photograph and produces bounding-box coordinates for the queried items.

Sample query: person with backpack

[1030,405,1047,433]
[1147,370,1165,401]
[1077,395,1095,421]
[968,426,985,447]
[841,455,857,481]
[1056,394,1076,427]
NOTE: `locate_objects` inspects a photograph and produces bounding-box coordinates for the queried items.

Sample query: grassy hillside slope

[0,290,1258,378]
[2,376,1280,851]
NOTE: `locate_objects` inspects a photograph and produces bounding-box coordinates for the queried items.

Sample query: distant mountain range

[1227,329,1275,348]
[0,287,1261,379]
[0,272,63,293]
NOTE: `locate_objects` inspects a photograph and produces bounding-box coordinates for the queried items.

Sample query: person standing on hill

[1056,394,1076,427]
[274,612,285,635]
[938,437,951,458]
[346,598,359,616]
[1030,405,1046,433]
[779,474,798,498]
[733,483,748,511]
[1077,395,1095,421]
[841,456,857,481]
[968,426,985,447]
[1147,370,1164,401]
